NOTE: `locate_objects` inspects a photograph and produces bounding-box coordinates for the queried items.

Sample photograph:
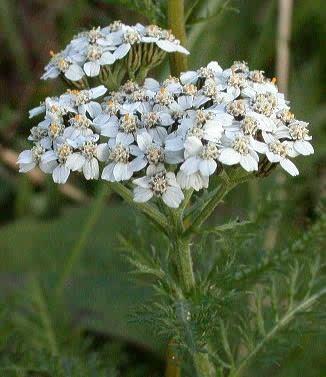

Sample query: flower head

[21,57,313,208]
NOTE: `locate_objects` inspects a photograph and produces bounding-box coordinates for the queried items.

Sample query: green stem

[109,182,169,234]
[173,235,216,377]
[174,236,195,292]
[32,277,58,355]
[184,182,231,237]
[185,171,252,236]
[169,207,215,377]
[135,66,150,84]
[168,0,188,76]
[55,185,108,296]
[194,353,216,377]
[165,340,181,377]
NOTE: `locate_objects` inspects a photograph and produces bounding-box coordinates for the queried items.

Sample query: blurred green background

[0,0,325,376]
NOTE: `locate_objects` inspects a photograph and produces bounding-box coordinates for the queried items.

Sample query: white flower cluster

[18,86,108,183]
[42,22,189,82]
[19,61,313,208]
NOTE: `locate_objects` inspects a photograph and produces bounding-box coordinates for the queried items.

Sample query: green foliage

[0,279,107,376]
[0,277,159,377]
[0,203,163,353]
[122,205,326,376]
[185,0,239,26]
[101,0,167,25]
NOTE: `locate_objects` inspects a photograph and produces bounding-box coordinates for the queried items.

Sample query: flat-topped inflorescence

[42,22,189,88]
[19,61,314,208]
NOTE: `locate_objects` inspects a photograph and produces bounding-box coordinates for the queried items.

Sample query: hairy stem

[194,353,216,377]
[184,182,231,236]
[167,0,188,76]
[169,208,215,377]
[165,340,181,377]
[109,182,169,233]
[173,236,215,377]
[174,237,195,292]
[185,171,252,236]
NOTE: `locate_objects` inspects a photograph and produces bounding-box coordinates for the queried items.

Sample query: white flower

[99,141,142,182]
[180,136,220,177]
[241,77,279,99]
[165,109,225,153]
[287,120,314,156]
[133,131,182,176]
[144,77,182,96]
[133,171,184,208]
[42,23,189,82]
[140,106,174,143]
[65,137,100,180]
[168,94,209,117]
[224,111,275,139]
[60,86,107,118]
[28,124,52,149]
[176,170,209,191]
[263,133,299,176]
[22,58,313,202]
[83,44,115,77]
[112,27,142,59]
[29,103,46,118]
[201,78,238,103]
[41,142,74,184]
[42,49,85,81]
[141,25,189,54]
[180,61,223,85]
[219,134,266,172]
[17,145,55,173]
[63,114,94,139]
[29,96,75,120]
[101,113,140,145]
[132,23,189,54]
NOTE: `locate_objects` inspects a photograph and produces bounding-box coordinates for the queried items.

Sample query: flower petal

[116,132,134,145]
[156,39,178,52]
[130,156,147,172]
[66,153,85,171]
[240,154,258,172]
[180,156,200,174]
[280,158,299,176]
[96,143,110,161]
[102,162,115,181]
[113,162,133,181]
[99,51,115,65]
[113,44,130,59]
[180,71,197,85]
[133,176,150,188]
[219,148,241,165]
[137,132,153,151]
[294,140,314,156]
[199,159,217,176]
[89,85,107,99]
[52,165,70,184]
[133,186,153,203]
[83,158,99,180]
[184,136,202,157]
[162,186,184,208]
[83,61,100,77]
[65,64,85,81]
